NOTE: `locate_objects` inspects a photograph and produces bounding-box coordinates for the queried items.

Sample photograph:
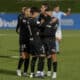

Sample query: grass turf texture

[0,30,80,80]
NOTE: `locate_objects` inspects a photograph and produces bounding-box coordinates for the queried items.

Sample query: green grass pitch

[0,30,80,80]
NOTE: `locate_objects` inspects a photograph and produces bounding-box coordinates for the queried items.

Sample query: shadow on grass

[0,55,10,59]
[0,69,16,76]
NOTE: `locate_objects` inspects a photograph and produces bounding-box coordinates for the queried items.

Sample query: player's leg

[47,55,52,77]
[17,52,27,77]
[17,43,25,77]
[56,39,60,53]
[17,56,24,77]
[56,30,62,53]
[23,52,30,76]
[42,38,52,77]
[17,53,30,77]
[30,55,38,78]
[36,55,45,78]
[29,38,41,78]
[52,53,57,79]
[50,39,58,79]
[17,44,30,77]
[35,38,45,78]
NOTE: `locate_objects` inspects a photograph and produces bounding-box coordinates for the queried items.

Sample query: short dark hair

[30,7,40,14]
[42,3,49,10]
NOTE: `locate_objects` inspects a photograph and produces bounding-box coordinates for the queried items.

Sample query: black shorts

[19,38,30,54]
[41,37,56,56]
[29,36,45,56]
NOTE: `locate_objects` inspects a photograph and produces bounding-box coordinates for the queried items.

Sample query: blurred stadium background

[0,0,80,80]
[0,0,80,12]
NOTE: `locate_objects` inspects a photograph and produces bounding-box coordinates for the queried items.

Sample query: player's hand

[68,8,71,12]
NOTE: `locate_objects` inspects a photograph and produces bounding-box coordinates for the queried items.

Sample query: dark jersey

[16,14,30,41]
[39,13,50,22]
[28,18,40,38]
[28,18,44,55]
[16,13,24,33]
[39,14,58,38]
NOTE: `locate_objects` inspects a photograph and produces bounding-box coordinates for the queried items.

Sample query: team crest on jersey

[23,19,26,23]
[46,25,52,28]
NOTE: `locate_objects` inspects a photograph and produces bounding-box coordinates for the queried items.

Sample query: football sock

[31,57,37,73]
[47,58,52,71]
[53,62,57,72]
[18,58,24,70]
[37,57,45,71]
[24,58,29,73]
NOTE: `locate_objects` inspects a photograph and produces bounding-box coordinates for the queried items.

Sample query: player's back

[19,16,30,39]
[40,15,58,38]
[28,18,40,37]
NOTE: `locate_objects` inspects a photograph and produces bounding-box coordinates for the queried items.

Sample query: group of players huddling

[16,3,71,80]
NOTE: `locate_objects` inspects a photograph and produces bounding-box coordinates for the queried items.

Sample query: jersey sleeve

[16,14,23,33]
[60,11,67,16]
[16,15,21,33]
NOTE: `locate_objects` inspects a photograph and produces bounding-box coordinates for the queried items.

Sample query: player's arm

[63,8,71,16]
[50,17,58,24]
[50,17,58,30]
[16,15,21,34]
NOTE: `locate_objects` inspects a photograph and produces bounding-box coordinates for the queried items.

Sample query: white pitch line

[10,56,19,59]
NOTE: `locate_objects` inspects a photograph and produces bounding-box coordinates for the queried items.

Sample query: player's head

[45,8,52,16]
[24,7,31,17]
[40,3,49,13]
[54,5,60,12]
[21,7,27,14]
[30,7,40,18]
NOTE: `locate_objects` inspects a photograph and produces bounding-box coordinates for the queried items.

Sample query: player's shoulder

[59,11,64,13]
[22,17,29,23]
[52,11,61,13]
[18,13,24,19]
[52,11,56,14]
[39,13,45,21]
[39,13,45,19]
[59,11,66,15]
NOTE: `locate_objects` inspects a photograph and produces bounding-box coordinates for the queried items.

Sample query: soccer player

[39,3,52,77]
[16,7,31,77]
[52,5,71,53]
[40,8,59,79]
[26,7,45,78]
[16,7,26,33]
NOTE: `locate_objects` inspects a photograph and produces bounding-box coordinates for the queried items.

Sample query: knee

[51,54,57,62]
[21,52,29,60]
[56,38,62,42]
